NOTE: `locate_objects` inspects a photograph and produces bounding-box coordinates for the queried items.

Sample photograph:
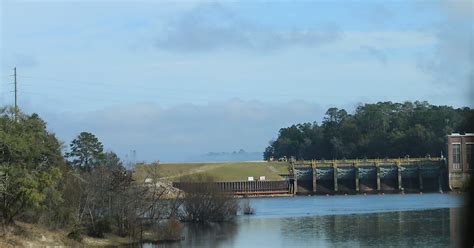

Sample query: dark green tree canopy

[66,132,104,171]
[0,107,64,224]
[102,151,124,171]
[264,101,474,160]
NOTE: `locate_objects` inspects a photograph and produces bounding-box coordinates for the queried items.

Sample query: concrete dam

[291,158,446,194]
[173,158,447,196]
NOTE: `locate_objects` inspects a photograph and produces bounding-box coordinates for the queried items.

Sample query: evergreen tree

[66,132,104,171]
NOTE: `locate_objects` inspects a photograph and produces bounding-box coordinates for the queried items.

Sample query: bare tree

[179,174,238,223]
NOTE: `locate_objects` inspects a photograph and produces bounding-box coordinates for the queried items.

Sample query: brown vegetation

[242,199,255,215]
[179,174,238,223]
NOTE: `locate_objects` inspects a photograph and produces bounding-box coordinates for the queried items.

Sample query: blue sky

[1,0,473,162]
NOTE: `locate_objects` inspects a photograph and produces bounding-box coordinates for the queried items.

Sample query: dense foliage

[264,101,474,160]
[0,108,65,225]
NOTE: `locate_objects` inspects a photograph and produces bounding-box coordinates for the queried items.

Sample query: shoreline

[233,189,466,198]
[0,222,181,248]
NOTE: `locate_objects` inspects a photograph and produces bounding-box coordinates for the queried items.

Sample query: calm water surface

[150,193,465,248]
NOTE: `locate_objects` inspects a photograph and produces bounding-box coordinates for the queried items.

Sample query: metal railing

[292,157,444,168]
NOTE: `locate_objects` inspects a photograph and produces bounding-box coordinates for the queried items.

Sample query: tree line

[0,107,238,244]
[0,107,177,241]
[264,101,473,161]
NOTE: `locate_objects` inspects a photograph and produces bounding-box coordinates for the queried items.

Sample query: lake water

[147,193,465,248]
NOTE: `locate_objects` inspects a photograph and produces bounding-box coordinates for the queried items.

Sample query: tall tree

[66,132,104,171]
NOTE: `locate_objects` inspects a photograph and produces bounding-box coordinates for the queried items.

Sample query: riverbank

[1,222,78,247]
[0,221,181,247]
[2,193,464,247]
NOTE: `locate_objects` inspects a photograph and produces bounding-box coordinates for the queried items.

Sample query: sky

[1,0,473,162]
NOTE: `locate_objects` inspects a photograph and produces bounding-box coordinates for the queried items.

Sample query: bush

[179,174,238,223]
[242,199,255,215]
[155,217,183,241]
[67,227,85,242]
[87,218,111,238]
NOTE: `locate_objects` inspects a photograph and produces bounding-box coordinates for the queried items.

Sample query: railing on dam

[173,180,291,196]
[292,157,444,167]
[290,158,447,195]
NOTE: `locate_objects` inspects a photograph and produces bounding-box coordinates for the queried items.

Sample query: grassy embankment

[134,161,289,182]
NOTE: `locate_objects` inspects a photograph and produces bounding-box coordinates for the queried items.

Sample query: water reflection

[148,209,462,247]
[155,222,238,248]
[278,209,460,247]
[146,194,464,247]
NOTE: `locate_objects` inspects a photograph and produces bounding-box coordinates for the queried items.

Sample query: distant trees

[1,106,253,244]
[63,136,173,239]
[0,108,182,243]
[264,101,474,160]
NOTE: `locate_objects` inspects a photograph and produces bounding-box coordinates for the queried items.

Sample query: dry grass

[134,161,289,182]
[0,221,181,247]
[0,222,80,248]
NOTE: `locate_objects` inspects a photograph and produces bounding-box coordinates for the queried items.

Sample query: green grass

[133,161,289,182]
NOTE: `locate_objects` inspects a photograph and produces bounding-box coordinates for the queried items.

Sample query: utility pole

[14,67,17,111]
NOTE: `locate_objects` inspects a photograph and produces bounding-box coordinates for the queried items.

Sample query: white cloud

[416,0,473,102]
[153,3,341,52]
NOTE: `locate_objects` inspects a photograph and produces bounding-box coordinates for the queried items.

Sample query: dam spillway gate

[290,159,446,194]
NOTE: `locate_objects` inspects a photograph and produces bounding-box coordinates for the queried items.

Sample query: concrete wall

[447,134,474,190]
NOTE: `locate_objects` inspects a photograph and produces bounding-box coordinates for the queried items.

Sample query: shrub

[179,174,238,223]
[67,227,85,242]
[242,199,255,215]
[156,216,183,241]
[87,218,111,238]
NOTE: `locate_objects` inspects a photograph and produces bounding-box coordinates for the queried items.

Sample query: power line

[19,74,468,100]
[18,74,295,98]
[13,73,470,108]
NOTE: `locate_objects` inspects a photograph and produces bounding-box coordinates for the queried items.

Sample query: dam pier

[291,158,446,195]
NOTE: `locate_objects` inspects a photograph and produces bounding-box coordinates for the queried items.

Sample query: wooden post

[418,164,423,192]
[397,162,402,192]
[438,167,443,193]
[292,161,297,195]
[333,163,338,193]
[355,163,360,193]
[376,162,381,192]
[312,160,317,193]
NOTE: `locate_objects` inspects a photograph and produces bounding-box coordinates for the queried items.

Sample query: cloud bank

[43,99,326,162]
